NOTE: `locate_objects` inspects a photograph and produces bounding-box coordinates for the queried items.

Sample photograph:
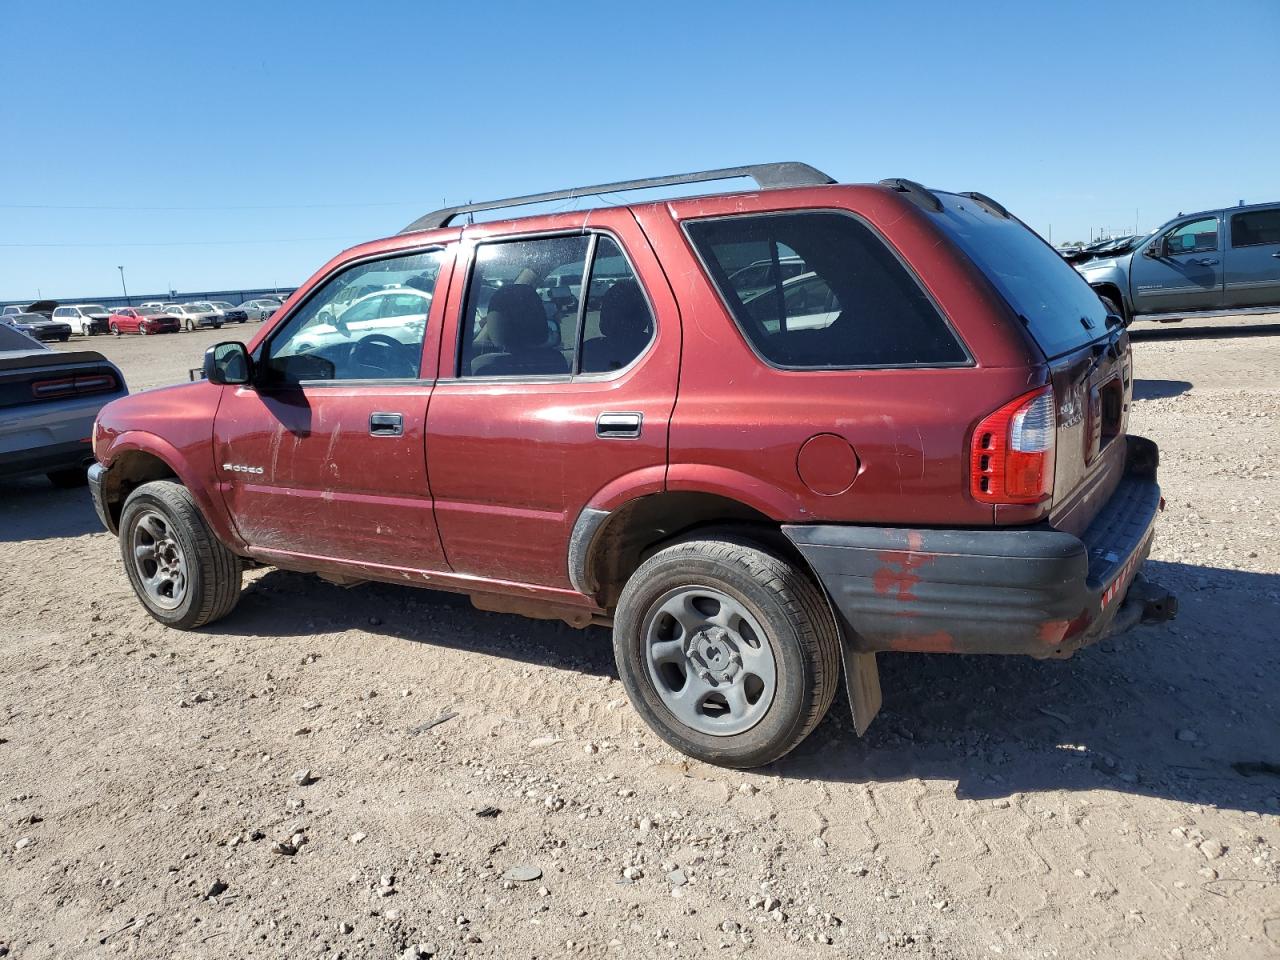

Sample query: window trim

[256,243,448,389]
[1229,208,1280,249]
[446,227,658,384]
[681,208,974,373]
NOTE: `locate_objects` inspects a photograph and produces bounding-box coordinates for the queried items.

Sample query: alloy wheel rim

[131,510,188,610]
[642,586,777,736]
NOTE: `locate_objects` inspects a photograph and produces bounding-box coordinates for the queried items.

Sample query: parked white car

[287,287,430,355]
[163,303,224,332]
[51,304,112,336]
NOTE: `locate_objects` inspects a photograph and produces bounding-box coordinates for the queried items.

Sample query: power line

[0,236,365,249]
[0,200,428,211]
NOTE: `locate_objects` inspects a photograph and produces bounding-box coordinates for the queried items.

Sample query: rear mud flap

[842,645,882,736]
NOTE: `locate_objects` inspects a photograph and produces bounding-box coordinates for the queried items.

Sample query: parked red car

[87,163,1176,768]
[108,308,180,336]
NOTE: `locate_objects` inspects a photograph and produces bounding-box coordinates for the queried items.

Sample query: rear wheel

[119,480,242,629]
[184,318,194,332]
[613,536,840,768]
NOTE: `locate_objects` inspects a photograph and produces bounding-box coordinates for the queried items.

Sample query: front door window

[264,249,446,383]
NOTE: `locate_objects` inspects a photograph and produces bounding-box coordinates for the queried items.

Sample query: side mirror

[1142,240,1163,259]
[203,341,252,385]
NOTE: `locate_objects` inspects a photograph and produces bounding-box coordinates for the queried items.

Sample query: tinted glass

[1167,217,1218,254]
[1230,209,1280,248]
[931,192,1107,358]
[686,212,965,368]
[460,235,588,378]
[579,237,654,373]
[264,248,445,384]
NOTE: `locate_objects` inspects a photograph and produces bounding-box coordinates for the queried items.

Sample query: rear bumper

[0,438,94,481]
[783,436,1177,659]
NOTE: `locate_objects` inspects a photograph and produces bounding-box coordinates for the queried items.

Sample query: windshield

[83,304,107,314]
[194,302,217,311]
[932,192,1107,358]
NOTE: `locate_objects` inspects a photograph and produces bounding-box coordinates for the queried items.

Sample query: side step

[1134,305,1280,324]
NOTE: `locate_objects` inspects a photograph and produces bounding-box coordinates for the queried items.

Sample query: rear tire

[119,480,242,629]
[613,536,840,769]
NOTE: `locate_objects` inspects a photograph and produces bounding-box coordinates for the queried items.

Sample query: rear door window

[459,234,655,378]
[1230,208,1280,247]
[685,211,966,368]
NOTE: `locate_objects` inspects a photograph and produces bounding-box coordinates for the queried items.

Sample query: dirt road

[2,319,1277,959]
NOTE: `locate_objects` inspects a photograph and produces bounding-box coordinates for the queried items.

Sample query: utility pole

[117,266,130,305]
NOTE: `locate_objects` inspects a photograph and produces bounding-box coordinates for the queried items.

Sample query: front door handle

[369,412,403,437]
[596,411,643,439]
[1194,257,1219,266]
[1271,252,1280,259]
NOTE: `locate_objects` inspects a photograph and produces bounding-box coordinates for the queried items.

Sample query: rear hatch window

[931,192,1108,358]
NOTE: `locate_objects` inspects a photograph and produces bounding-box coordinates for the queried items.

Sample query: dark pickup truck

[1079,201,1280,323]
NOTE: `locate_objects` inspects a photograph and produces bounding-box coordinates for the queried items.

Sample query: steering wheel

[351,333,409,376]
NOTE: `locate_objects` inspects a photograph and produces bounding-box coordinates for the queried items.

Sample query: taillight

[31,372,118,400]
[970,386,1056,505]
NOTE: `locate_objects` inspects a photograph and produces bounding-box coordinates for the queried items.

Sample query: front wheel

[110,324,120,336]
[613,537,840,768]
[184,319,193,332]
[119,480,242,629]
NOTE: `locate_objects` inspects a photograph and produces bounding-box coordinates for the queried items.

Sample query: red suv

[88,163,1176,768]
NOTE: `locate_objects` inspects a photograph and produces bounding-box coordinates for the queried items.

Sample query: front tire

[110,323,120,336]
[119,480,242,629]
[613,537,840,768]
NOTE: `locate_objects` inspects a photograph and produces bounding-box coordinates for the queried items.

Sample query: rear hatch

[931,192,1130,534]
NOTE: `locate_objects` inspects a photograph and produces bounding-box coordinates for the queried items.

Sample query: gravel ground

[1,317,1277,959]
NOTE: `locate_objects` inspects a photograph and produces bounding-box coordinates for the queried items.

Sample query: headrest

[599,280,649,340]
[483,284,545,350]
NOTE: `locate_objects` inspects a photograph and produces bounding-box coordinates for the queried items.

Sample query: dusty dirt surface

[2,318,1278,959]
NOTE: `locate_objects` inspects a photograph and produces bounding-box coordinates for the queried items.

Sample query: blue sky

[2,0,1277,302]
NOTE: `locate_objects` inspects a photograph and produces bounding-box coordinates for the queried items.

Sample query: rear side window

[1230,209,1280,247]
[685,212,966,369]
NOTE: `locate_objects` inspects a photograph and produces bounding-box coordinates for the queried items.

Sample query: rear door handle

[369,412,403,437]
[596,411,643,439]
[1271,252,1280,259]
[1194,257,1219,266]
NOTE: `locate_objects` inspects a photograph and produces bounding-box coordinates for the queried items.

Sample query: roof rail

[960,191,1009,219]
[879,178,943,213]
[401,162,837,233]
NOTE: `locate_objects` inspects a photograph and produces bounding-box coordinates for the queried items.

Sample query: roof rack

[400,162,837,233]
[879,178,943,213]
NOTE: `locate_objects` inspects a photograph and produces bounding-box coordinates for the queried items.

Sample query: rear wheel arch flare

[573,491,808,609]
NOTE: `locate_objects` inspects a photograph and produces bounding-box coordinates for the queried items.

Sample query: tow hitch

[1109,573,1178,635]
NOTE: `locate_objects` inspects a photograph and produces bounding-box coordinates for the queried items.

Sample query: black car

[2,312,72,342]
